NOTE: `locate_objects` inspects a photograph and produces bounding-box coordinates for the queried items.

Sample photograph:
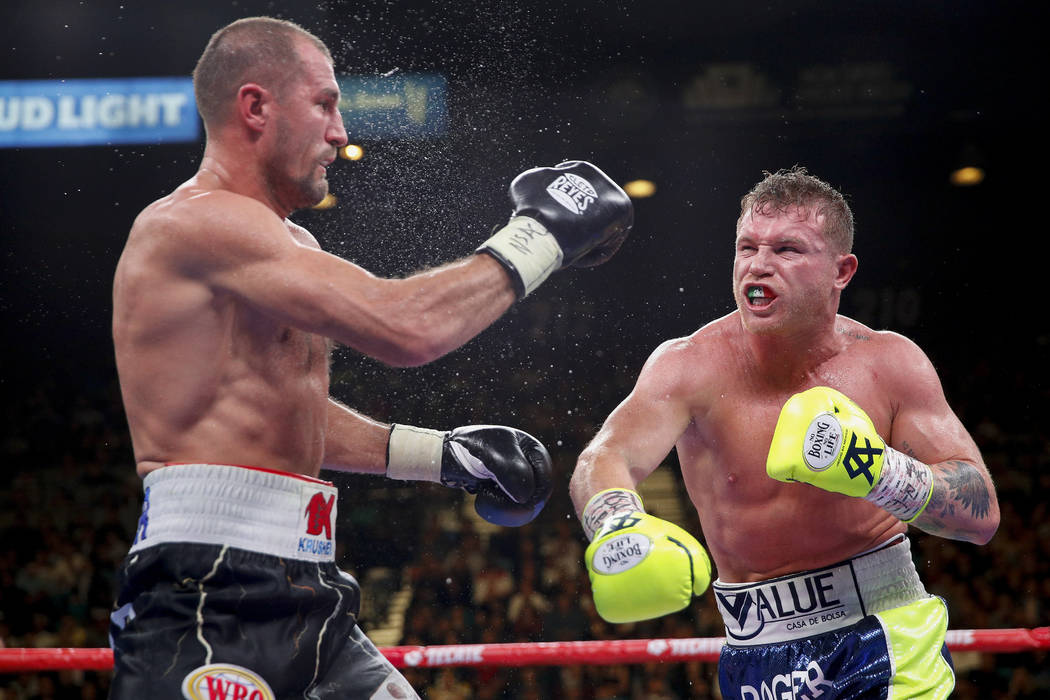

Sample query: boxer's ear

[834,253,857,290]
[237,83,272,133]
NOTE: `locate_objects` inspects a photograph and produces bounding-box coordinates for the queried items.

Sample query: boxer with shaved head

[110,15,632,698]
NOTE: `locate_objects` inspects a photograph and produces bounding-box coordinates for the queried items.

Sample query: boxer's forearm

[331,255,516,368]
[909,459,999,544]
[569,452,633,522]
[570,451,658,544]
[320,399,389,474]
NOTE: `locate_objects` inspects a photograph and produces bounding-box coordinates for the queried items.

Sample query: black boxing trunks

[713,535,954,699]
[109,463,418,699]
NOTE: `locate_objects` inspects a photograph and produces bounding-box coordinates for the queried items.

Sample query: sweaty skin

[113,37,515,479]
[115,186,335,477]
[571,205,998,582]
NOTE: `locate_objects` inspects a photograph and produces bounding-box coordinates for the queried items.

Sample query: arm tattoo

[921,516,950,538]
[899,440,919,458]
[582,489,644,540]
[928,460,992,521]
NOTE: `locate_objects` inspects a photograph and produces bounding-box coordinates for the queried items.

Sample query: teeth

[747,287,766,299]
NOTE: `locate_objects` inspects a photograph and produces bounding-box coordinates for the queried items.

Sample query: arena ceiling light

[623,179,657,199]
[311,193,338,210]
[949,142,985,187]
[339,144,364,161]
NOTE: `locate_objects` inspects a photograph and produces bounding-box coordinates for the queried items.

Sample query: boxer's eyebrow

[318,87,340,105]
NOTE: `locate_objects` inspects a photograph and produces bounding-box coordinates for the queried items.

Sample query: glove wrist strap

[386,424,444,483]
[477,216,563,297]
[581,488,644,541]
[864,446,934,522]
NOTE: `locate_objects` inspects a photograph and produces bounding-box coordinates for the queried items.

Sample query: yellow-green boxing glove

[766,386,934,522]
[582,489,711,624]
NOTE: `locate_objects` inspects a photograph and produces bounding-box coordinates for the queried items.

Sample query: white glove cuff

[386,424,444,483]
[478,216,563,297]
[581,488,645,541]
[865,446,934,522]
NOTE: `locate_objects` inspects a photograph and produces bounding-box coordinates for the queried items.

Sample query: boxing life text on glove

[478,161,634,297]
[386,424,553,526]
[766,386,934,522]
[582,489,711,624]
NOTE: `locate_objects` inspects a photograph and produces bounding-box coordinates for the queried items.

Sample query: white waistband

[128,464,338,563]
[713,535,927,646]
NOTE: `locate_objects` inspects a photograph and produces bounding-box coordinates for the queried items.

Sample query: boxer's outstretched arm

[191,193,516,367]
[321,398,390,474]
[569,338,696,529]
[571,339,714,623]
[322,399,554,527]
[884,341,999,543]
[161,160,632,367]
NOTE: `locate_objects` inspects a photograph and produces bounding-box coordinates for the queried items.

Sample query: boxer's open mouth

[747,285,775,307]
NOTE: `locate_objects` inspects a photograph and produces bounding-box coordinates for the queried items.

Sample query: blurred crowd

[1,319,1048,698]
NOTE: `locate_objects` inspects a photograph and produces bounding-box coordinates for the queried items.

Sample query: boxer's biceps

[585,392,686,487]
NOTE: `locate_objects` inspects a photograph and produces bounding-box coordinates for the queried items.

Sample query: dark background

[2,0,1043,418]
[0,1,1046,695]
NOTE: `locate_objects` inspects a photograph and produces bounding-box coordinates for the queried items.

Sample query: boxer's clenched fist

[478,160,634,297]
[386,424,552,527]
[766,386,934,522]
[582,489,711,623]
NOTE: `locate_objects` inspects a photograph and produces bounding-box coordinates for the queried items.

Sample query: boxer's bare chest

[681,344,890,494]
[230,304,331,388]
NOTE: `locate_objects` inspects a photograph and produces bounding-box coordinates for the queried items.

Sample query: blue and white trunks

[109,463,419,699]
[713,535,954,699]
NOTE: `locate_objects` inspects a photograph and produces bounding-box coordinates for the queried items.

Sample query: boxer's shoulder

[834,318,934,388]
[644,314,742,383]
[136,176,280,235]
[835,315,921,354]
[623,335,733,424]
[647,313,736,359]
[127,184,296,280]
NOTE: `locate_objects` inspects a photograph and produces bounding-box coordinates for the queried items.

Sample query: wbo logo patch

[181,663,274,700]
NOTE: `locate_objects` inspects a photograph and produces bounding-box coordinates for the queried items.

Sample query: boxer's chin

[739,309,788,335]
[297,178,329,210]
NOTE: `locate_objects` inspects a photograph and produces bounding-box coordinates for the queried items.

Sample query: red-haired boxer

[571,167,998,699]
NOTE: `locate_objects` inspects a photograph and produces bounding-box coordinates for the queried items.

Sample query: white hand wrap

[864,446,934,522]
[478,216,563,297]
[386,424,444,483]
[581,488,645,541]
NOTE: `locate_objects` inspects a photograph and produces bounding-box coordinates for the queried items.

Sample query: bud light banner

[0,77,199,147]
[337,73,446,139]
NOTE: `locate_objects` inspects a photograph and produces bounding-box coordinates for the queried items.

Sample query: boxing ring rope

[1,628,1047,672]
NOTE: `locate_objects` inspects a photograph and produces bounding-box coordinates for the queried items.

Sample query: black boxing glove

[386,424,553,526]
[478,160,634,297]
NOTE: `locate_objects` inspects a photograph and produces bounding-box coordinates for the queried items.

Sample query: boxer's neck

[742,323,843,387]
